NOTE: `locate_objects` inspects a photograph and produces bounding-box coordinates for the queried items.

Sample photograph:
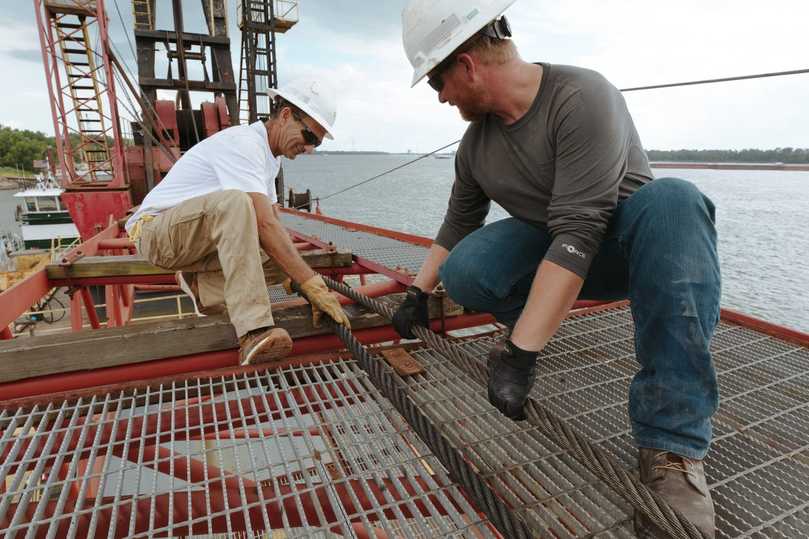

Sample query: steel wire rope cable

[319,320,534,538]
[292,66,809,211]
[290,139,461,210]
[107,58,178,167]
[319,276,709,539]
[619,67,809,92]
[110,0,179,164]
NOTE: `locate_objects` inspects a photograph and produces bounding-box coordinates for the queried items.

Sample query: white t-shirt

[125,121,280,231]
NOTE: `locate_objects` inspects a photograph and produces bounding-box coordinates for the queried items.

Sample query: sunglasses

[291,110,322,148]
[426,17,512,93]
[427,56,456,93]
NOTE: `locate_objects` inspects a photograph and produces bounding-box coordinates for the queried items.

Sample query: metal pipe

[80,287,101,329]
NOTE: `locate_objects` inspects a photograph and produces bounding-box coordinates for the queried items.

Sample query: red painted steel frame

[0,269,50,330]
[279,207,433,248]
[288,229,417,286]
[0,313,494,402]
[721,307,809,347]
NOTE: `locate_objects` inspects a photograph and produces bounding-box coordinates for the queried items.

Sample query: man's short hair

[463,34,518,65]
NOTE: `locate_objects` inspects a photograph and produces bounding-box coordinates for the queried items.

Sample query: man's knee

[648,178,715,221]
[215,189,254,213]
[439,245,494,311]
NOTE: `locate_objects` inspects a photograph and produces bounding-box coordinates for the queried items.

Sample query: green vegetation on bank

[0,167,34,178]
[2,124,809,167]
[646,148,809,163]
[0,125,55,172]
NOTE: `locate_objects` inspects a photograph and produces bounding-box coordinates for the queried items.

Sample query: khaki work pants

[138,190,274,337]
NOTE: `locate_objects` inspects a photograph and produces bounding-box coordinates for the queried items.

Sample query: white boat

[13,174,79,250]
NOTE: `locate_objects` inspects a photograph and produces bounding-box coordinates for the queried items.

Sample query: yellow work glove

[292,274,351,328]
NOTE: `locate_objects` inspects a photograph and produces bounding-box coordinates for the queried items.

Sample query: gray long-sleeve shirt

[435,63,654,278]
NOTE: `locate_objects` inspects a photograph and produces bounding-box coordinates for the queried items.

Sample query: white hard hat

[402,0,516,87]
[267,77,337,139]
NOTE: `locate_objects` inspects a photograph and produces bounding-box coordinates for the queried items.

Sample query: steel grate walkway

[416,305,809,538]
[3,207,808,537]
[1,304,807,537]
[0,361,493,538]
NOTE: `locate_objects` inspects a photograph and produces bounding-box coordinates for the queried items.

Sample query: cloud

[1,0,806,151]
[4,49,41,63]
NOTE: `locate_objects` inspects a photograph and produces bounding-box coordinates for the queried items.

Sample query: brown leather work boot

[635,448,716,538]
[239,327,293,366]
[176,271,225,316]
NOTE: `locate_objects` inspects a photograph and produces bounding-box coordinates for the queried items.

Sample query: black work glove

[392,285,429,339]
[488,340,538,420]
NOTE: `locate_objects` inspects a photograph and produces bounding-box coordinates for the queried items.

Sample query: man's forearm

[412,243,450,292]
[510,259,584,352]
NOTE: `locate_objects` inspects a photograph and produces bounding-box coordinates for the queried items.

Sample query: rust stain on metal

[381,348,424,376]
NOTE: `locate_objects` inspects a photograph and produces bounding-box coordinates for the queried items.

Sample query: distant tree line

[2,124,808,168]
[646,148,809,164]
[0,125,55,172]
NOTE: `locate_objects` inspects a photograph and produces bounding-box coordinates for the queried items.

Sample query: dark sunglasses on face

[427,56,455,93]
[291,110,322,147]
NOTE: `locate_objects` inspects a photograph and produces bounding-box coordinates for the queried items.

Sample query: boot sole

[240,332,294,366]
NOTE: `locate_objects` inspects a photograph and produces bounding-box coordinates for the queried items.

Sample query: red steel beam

[721,307,809,348]
[80,287,101,329]
[0,312,494,402]
[0,268,50,330]
[287,229,416,286]
[58,219,121,264]
[0,326,12,340]
[97,238,135,250]
[279,207,433,248]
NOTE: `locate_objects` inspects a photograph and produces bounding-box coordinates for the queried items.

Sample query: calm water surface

[1,155,807,332]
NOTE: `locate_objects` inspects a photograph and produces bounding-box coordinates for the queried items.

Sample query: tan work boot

[239,327,293,366]
[176,271,225,316]
[635,448,716,538]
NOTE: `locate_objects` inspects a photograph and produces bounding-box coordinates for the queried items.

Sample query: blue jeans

[439,178,721,459]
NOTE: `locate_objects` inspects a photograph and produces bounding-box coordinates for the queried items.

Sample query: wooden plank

[0,293,460,384]
[46,249,353,280]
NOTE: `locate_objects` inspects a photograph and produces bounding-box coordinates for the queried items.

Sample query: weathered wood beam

[46,249,352,280]
[0,294,461,384]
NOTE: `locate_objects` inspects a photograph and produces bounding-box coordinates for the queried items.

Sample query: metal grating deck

[1,304,807,537]
[422,305,809,538]
[2,212,807,537]
[0,360,494,538]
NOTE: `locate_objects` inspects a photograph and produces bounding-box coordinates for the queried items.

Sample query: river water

[1,155,807,332]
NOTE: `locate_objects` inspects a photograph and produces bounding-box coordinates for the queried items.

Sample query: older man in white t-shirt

[126,78,349,365]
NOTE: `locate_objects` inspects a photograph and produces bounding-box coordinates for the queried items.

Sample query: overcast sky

[1,0,808,153]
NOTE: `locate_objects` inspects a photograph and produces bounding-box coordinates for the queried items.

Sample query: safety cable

[320,276,708,539]
[291,138,461,209]
[620,67,809,92]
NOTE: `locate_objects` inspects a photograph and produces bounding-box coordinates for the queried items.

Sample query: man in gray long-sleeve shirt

[396,2,721,537]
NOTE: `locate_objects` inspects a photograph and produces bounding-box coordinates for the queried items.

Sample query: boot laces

[652,451,698,480]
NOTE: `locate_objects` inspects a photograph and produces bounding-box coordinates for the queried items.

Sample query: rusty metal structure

[34,0,131,240]
[237,0,299,124]
[5,0,809,537]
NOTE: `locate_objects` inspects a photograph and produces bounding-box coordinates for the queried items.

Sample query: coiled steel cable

[326,321,535,538]
[321,276,708,539]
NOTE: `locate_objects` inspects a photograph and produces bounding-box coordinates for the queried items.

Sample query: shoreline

[650,162,809,171]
